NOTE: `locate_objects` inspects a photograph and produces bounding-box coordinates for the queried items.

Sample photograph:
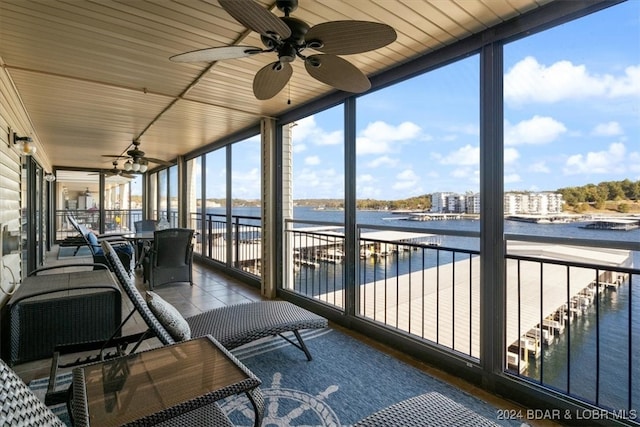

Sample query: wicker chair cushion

[146,291,191,341]
[1,358,65,426]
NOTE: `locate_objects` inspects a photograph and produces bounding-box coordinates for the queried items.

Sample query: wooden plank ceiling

[0,0,549,172]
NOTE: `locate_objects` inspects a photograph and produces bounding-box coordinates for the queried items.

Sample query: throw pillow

[86,231,103,255]
[145,291,191,342]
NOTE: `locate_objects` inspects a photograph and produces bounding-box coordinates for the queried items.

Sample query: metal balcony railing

[192,212,262,277]
[189,214,639,416]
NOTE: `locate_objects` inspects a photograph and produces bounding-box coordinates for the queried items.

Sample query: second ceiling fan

[102,140,172,172]
[170,0,397,100]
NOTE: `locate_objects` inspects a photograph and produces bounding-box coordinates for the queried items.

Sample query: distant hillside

[195,179,640,214]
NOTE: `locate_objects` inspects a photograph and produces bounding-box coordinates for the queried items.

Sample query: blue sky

[283,1,640,200]
[203,1,639,201]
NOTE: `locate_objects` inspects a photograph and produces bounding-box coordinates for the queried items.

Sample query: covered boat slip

[290,228,442,261]
[318,242,631,363]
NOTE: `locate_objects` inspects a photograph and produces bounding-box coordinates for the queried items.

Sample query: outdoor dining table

[123,231,155,268]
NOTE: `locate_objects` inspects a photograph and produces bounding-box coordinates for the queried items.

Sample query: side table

[71,335,264,427]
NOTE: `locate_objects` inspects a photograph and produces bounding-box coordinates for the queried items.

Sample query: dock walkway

[318,243,631,364]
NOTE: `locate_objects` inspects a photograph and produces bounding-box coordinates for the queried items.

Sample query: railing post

[343,97,357,317]
[479,41,505,388]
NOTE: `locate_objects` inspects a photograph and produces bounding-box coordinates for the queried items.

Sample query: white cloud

[294,168,343,198]
[505,57,640,106]
[505,116,567,145]
[305,155,320,165]
[292,143,307,153]
[230,168,260,198]
[504,173,521,184]
[366,156,399,168]
[439,145,478,165]
[529,162,550,173]
[316,130,342,146]
[451,168,472,178]
[356,121,422,155]
[291,115,343,146]
[504,148,520,164]
[396,169,418,181]
[563,142,626,175]
[358,174,375,183]
[392,169,421,192]
[392,181,418,191]
[591,121,623,137]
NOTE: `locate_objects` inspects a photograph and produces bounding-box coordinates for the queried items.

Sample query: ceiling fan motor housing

[262,16,309,63]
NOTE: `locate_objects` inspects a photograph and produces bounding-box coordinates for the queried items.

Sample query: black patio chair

[143,228,194,290]
[0,357,66,426]
[102,240,328,361]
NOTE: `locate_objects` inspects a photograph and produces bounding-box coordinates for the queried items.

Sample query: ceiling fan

[170,0,397,100]
[102,140,172,172]
[90,161,137,178]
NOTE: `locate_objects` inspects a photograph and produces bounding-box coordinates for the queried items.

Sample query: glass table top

[78,337,253,426]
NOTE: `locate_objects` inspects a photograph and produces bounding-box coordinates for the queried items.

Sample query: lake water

[216,206,640,412]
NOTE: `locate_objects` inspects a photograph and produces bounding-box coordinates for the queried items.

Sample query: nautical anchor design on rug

[220,372,340,426]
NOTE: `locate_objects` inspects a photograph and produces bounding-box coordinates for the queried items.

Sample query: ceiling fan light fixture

[139,162,148,173]
[306,40,323,49]
[131,161,141,172]
[306,56,321,68]
[123,160,133,171]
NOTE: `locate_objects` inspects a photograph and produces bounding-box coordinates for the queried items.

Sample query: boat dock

[289,227,441,264]
[581,218,640,231]
[317,242,631,371]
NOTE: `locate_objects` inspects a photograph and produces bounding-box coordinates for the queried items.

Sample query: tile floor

[8,245,558,426]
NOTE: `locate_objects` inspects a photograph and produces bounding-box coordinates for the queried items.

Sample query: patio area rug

[30,328,518,426]
[222,328,516,426]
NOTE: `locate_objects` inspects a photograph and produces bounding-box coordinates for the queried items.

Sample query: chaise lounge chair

[101,240,328,360]
[67,214,134,274]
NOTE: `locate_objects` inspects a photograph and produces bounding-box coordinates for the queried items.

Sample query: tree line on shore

[558,179,640,212]
[204,179,640,213]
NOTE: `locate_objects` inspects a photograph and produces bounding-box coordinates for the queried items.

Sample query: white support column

[261,118,277,298]
[282,122,294,292]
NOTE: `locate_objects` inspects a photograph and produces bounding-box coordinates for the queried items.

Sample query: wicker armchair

[354,392,500,427]
[0,358,66,426]
[143,228,194,290]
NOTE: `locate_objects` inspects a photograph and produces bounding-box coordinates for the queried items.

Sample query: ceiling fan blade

[219,0,291,39]
[306,21,397,55]
[170,46,263,63]
[102,155,125,158]
[253,61,293,100]
[305,54,371,93]
[142,157,172,166]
